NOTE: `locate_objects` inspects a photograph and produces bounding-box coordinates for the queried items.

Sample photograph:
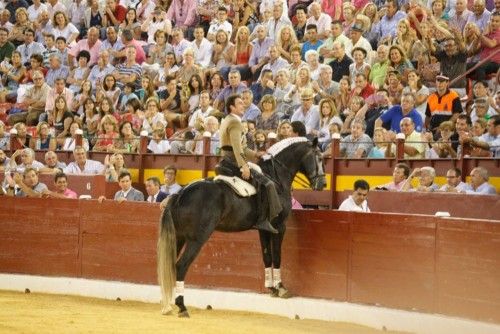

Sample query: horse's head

[299,138,326,191]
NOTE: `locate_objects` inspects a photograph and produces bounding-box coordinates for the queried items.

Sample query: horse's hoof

[278,288,293,299]
[161,305,173,315]
[269,287,279,297]
[178,310,190,318]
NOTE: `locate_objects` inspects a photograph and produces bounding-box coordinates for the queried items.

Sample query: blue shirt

[242,104,261,122]
[249,37,274,67]
[380,105,423,133]
[375,11,407,39]
[301,40,323,60]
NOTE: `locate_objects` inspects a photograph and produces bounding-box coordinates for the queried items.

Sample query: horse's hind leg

[174,239,208,318]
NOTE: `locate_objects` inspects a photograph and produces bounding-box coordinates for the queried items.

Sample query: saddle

[214,175,257,197]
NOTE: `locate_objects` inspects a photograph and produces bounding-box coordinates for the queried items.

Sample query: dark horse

[157,137,326,317]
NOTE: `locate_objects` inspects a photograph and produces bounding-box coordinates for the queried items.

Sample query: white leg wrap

[175,281,184,297]
[264,267,273,288]
[273,268,281,288]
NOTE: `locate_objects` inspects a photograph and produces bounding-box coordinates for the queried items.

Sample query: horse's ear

[311,137,319,148]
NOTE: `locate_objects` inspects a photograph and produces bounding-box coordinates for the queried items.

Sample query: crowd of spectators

[0,0,498,198]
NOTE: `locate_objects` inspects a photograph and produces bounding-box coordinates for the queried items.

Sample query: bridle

[270,149,325,189]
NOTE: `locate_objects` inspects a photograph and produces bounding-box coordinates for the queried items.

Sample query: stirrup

[254,220,278,234]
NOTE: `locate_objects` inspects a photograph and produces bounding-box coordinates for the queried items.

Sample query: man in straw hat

[290,88,320,137]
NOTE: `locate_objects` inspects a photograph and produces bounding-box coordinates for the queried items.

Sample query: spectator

[375,0,406,41]
[375,92,423,133]
[340,119,373,158]
[166,0,197,33]
[425,74,463,134]
[0,120,9,150]
[338,179,371,212]
[319,21,353,66]
[145,176,168,203]
[439,168,469,192]
[42,150,67,173]
[0,27,14,62]
[301,24,323,59]
[161,165,182,195]
[402,166,440,192]
[5,167,48,198]
[68,26,101,68]
[267,2,292,41]
[207,7,232,41]
[291,88,320,137]
[148,128,171,154]
[64,146,105,175]
[241,89,261,122]
[306,2,332,40]
[99,171,144,202]
[375,162,411,191]
[103,0,126,27]
[0,149,10,173]
[15,28,44,65]
[43,172,78,199]
[465,166,497,194]
[255,94,279,133]
[8,148,45,173]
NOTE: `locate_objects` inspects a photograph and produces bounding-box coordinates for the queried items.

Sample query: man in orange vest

[425,74,463,134]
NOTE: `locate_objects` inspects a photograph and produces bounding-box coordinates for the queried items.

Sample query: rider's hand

[240,165,250,180]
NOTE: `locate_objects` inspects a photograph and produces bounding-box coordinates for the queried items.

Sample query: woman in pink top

[468,14,500,80]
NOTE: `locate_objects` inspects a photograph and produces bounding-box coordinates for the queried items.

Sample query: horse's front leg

[269,226,292,299]
[258,231,275,293]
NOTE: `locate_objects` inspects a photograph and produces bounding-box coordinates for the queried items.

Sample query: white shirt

[28,3,48,21]
[306,13,332,38]
[338,195,370,212]
[207,20,232,38]
[147,139,171,154]
[64,159,105,175]
[190,38,213,68]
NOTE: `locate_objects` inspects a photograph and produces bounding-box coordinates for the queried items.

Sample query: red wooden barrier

[0,198,499,324]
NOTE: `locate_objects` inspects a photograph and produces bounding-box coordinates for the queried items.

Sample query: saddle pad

[214,175,257,197]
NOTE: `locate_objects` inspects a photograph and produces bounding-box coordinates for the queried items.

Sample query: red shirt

[480,29,500,63]
[107,5,127,23]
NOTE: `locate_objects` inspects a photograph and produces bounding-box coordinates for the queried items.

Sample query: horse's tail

[157,200,177,315]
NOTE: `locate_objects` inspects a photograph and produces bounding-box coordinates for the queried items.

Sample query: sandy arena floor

[0,290,407,334]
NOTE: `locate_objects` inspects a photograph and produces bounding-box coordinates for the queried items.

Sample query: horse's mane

[262,137,309,161]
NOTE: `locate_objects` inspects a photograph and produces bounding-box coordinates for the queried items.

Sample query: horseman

[217,94,281,234]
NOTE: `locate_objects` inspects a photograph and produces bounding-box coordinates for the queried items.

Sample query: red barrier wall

[0,198,499,324]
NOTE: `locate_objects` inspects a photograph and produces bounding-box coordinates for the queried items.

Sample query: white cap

[140,130,149,137]
[202,131,212,137]
[396,133,405,140]
[331,133,341,139]
[267,132,277,139]
[75,129,83,135]
[79,195,92,200]
[435,211,451,217]
[9,128,17,135]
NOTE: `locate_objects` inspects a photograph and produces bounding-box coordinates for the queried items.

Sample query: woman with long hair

[98,96,119,121]
[119,7,138,31]
[72,80,94,116]
[368,127,393,158]
[340,95,364,135]
[275,26,299,62]
[388,45,414,80]
[220,26,253,81]
[335,77,351,116]
[93,114,120,152]
[0,51,26,103]
[102,74,121,108]
[208,72,224,102]
[52,11,79,45]
[207,30,233,79]
[52,96,74,138]
[284,65,313,108]
[136,75,158,105]
[232,0,259,31]
[316,98,343,150]
[82,97,100,145]
[104,152,127,182]
[403,70,429,122]
[393,19,417,60]
[185,74,203,114]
